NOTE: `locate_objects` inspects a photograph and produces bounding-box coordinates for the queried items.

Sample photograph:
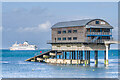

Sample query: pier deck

[25,41,120,65]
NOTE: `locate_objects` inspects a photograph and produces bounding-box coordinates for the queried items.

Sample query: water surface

[1,49,119,78]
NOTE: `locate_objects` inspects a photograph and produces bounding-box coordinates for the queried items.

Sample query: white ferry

[10,41,37,50]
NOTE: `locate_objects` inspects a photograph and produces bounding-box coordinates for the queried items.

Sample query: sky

[2,2,118,49]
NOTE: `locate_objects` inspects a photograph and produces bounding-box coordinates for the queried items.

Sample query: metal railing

[86,39,113,43]
[86,32,112,35]
[47,38,114,44]
[47,40,83,44]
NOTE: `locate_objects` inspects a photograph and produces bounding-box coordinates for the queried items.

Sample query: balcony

[47,40,83,44]
[86,39,113,43]
[47,38,113,44]
[86,32,112,36]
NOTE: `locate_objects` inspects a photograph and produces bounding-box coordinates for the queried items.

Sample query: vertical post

[81,51,83,60]
[77,51,78,64]
[85,51,87,66]
[69,51,71,59]
[60,54,62,59]
[73,51,75,59]
[74,51,76,59]
[59,55,60,59]
[65,52,66,59]
[62,51,64,59]
[77,51,78,60]
[105,44,109,65]
[72,51,74,59]
[87,51,89,64]
[90,28,91,41]
[55,51,57,59]
[80,51,83,64]
[79,51,81,59]
[88,51,90,64]
[73,51,74,59]
[104,50,106,65]
[95,50,98,66]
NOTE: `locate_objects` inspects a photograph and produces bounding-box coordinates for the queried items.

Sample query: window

[63,37,66,40]
[104,29,110,32]
[68,30,72,33]
[63,30,66,33]
[68,37,71,40]
[58,38,61,40]
[101,21,105,24]
[58,31,61,34]
[55,38,56,41]
[73,30,77,33]
[73,37,77,40]
[96,21,99,24]
[87,29,89,32]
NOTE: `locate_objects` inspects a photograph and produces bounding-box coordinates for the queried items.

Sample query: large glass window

[68,37,71,40]
[63,37,66,40]
[58,31,61,34]
[58,38,61,40]
[73,30,77,33]
[73,37,77,40]
[68,30,72,33]
[96,21,99,24]
[63,30,66,33]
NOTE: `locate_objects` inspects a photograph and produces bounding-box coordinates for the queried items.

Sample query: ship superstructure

[10,41,37,50]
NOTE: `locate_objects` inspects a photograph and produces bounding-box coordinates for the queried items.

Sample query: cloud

[30,6,47,15]
[12,8,26,14]
[17,21,51,32]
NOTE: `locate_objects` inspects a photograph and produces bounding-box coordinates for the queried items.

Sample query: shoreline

[0,49,120,50]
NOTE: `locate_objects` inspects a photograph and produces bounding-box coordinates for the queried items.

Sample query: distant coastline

[0,48,51,50]
[0,48,119,50]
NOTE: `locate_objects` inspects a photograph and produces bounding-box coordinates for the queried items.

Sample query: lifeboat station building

[26,19,115,66]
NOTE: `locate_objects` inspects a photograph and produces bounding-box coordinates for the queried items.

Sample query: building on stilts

[26,19,115,66]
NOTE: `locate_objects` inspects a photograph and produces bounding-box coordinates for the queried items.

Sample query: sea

[1,49,119,78]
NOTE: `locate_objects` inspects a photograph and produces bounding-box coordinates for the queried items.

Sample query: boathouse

[26,19,114,66]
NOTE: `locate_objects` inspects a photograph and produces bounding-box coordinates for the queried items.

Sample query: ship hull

[10,48,37,50]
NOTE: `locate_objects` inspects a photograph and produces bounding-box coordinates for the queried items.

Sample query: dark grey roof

[51,19,113,29]
[86,25,113,29]
[52,19,92,28]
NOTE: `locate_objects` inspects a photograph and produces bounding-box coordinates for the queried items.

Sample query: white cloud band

[17,21,51,32]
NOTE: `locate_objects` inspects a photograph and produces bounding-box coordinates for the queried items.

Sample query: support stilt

[65,52,66,59]
[62,51,64,59]
[87,51,89,65]
[72,51,74,59]
[69,51,71,59]
[85,51,87,66]
[80,51,83,64]
[88,51,90,64]
[59,55,60,59]
[79,51,81,59]
[77,51,78,60]
[74,51,76,59]
[105,44,109,65]
[55,51,57,59]
[95,50,98,66]
[104,51,106,65]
